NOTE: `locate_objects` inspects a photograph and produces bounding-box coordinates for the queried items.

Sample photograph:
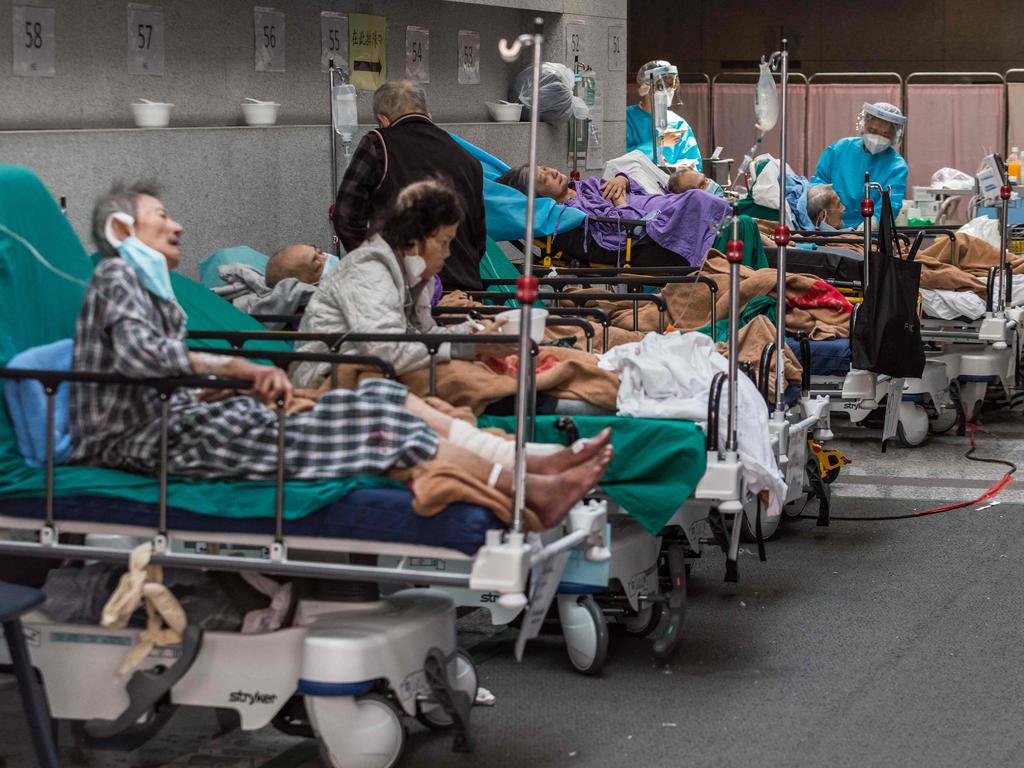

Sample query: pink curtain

[1007,82,1024,152]
[806,83,901,177]
[676,82,711,159]
[905,84,1004,188]
[712,82,807,176]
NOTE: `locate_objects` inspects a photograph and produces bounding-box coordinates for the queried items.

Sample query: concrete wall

[0,0,626,276]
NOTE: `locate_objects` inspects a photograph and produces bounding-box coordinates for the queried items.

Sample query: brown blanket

[717,315,802,398]
[917,233,1024,296]
[573,251,851,340]
[329,346,619,416]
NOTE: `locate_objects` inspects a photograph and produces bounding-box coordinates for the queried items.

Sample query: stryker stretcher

[0,161,619,768]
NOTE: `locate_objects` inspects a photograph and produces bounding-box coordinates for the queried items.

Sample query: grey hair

[372,80,428,120]
[495,164,531,195]
[806,183,836,227]
[91,180,162,259]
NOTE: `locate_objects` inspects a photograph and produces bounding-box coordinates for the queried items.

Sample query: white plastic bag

[957,216,1001,248]
[754,60,778,133]
[510,62,589,125]
[930,167,974,190]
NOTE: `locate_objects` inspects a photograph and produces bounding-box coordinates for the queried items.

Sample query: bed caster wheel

[622,600,664,637]
[929,407,959,435]
[896,402,929,448]
[308,693,405,768]
[417,650,478,730]
[557,594,608,675]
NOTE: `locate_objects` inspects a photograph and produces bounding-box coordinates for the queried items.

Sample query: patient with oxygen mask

[70,182,612,530]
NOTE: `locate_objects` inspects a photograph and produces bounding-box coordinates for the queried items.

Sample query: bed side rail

[0,364,550,597]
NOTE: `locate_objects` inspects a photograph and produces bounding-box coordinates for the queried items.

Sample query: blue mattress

[788,338,852,377]
[0,488,500,556]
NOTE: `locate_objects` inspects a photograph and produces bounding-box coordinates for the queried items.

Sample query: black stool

[1,580,59,768]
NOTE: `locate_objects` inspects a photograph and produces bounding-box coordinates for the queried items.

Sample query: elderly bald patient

[265,244,333,287]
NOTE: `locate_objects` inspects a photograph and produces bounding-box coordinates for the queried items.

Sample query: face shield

[856,101,906,145]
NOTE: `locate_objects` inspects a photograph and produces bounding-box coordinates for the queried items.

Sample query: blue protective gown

[810,136,908,228]
[626,105,702,170]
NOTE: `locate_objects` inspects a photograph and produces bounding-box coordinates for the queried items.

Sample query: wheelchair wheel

[558,594,608,675]
[416,650,478,730]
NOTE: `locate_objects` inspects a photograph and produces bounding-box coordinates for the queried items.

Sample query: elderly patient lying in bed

[71,181,612,529]
[496,164,732,268]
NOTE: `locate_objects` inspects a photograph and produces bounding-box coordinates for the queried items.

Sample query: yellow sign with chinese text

[349,13,386,91]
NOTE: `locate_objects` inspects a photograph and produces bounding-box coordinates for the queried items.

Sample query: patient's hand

[600,175,629,207]
[472,317,508,335]
[224,359,293,410]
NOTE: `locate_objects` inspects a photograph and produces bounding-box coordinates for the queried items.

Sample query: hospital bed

[0,162,623,767]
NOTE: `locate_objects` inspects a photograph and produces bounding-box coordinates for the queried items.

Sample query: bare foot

[525,446,613,528]
[526,428,612,475]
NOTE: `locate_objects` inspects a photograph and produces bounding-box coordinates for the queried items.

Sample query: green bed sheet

[0,164,385,519]
[477,415,707,535]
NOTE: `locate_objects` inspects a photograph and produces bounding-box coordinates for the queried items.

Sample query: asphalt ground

[3,412,1022,768]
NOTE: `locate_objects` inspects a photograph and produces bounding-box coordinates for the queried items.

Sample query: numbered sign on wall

[457,29,479,85]
[349,13,386,91]
[12,4,56,78]
[405,26,429,83]
[565,20,586,70]
[607,24,625,72]
[127,4,165,76]
[254,6,285,72]
[320,11,347,73]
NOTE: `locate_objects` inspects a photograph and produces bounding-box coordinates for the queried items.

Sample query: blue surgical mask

[703,179,725,197]
[321,254,340,279]
[818,221,838,232]
[119,236,175,302]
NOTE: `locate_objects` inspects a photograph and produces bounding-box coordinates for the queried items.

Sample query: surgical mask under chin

[321,254,340,280]
[104,213,175,302]
[818,220,838,232]
[403,254,427,287]
[862,133,892,155]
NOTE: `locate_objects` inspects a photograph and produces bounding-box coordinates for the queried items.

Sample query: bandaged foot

[448,421,612,474]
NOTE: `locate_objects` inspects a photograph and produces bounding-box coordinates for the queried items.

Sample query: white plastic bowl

[497,308,548,344]
[131,101,173,128]
[242,100,280,126]
[486,101,523,122]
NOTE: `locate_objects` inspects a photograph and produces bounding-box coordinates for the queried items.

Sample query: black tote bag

[851,189,926,378]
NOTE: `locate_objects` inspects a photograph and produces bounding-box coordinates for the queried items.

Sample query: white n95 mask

[403,254,427,287]
[862,133,892,155]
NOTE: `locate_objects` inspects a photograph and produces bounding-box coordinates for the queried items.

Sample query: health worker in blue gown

[811,102,908,228]
[626,59,703,170]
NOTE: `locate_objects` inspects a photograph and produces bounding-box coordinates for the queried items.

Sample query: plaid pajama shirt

[70,258,438,480]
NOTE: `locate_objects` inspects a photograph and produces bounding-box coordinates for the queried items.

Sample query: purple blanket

[565,177,731,267]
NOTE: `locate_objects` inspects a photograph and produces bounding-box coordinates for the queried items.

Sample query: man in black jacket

[333,80,487,291]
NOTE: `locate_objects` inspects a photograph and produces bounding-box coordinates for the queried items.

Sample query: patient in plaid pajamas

[69,182,611,528]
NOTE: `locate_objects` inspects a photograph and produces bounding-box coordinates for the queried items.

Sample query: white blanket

[921,274,1024,320]
[599,332,787,518]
